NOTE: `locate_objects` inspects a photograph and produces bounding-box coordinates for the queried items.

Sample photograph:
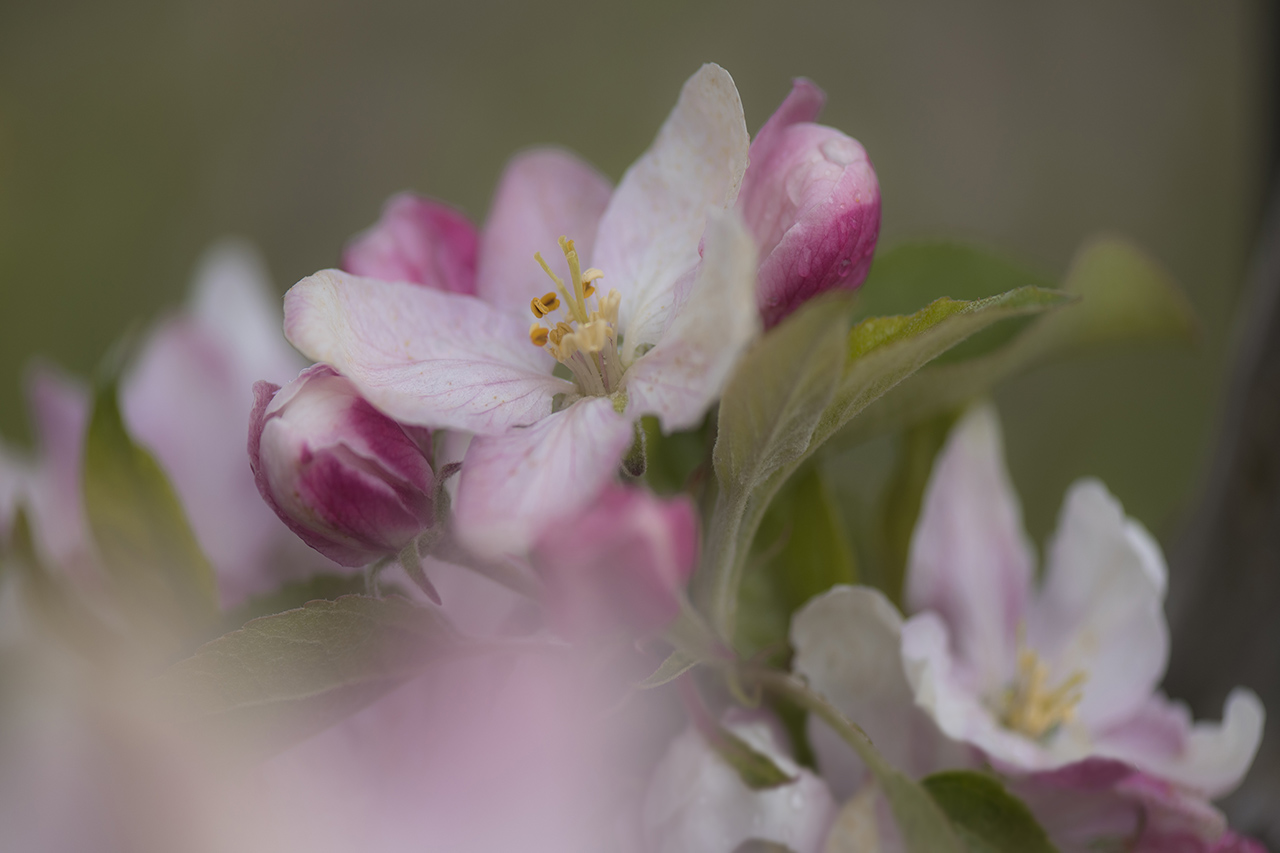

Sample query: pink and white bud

[249,364,434,567]
[531,484,698,640]
[342,192,479,294]
[739,78,881,328]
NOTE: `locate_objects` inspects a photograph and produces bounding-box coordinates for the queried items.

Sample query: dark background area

[1,0,1276,839]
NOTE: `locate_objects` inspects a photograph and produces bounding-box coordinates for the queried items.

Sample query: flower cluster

[0,62,1266,853]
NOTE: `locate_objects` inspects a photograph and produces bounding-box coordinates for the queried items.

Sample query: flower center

[528,236,625,398]
[997,633,1087,741]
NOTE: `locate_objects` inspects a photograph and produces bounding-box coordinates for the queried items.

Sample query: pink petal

[1027,479,1169,730]
[905,404,1034,689]
[623,209,759,431]
[532,484,698,640]
[23,363,93,579]
[475,149,613,315]
[741,80,880,328]
[593,63,751,364]
[343,193,479,295]
[284,269,571,435]
[1093,689,1264,799]
[452,397,635,557]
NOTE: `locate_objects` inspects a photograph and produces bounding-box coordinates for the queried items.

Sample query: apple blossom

[283,63,759,556]
[739,78,881,329]
[643,714,838,853]
[790,405,1265,851]
[530,483,698,640]
[249,364,435,568]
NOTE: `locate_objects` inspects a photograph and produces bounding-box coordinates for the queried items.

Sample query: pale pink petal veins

[343,193,479,295]
[1027,479,1169,731]
[475,148,613,315]
[593,63,750,364]
[791,585,973,799]
[1093,689,1264,799]
[623,209,759,431]
[453,397,635,556]
[284,270,571,435]
[905,404,1034,690]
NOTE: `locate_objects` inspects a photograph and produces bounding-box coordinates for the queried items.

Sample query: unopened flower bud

[249,364,434,567]
[739,79,881,328]
[531,484,697,640]
[343,192,479,294]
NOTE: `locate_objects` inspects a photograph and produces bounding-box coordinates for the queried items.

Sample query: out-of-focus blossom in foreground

[250,364,435,567]
[531,483,698,640]
[739,78,880,328]
[792,405,1264,852]
[283,63,760,556]
[643,714,837,853]
[1,241,334,607]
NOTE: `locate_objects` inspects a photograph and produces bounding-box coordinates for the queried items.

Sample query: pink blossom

[739,78,881,328]
[284,64,760,556]
[530,483,697,640]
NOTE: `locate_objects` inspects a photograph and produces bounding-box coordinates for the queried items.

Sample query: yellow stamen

[535,251,578,319]
[530,291,560,319]
[529,324,550,347]
[559,236,589,322]
[999,636,1087,740]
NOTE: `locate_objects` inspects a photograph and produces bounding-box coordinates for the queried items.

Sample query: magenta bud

[531,484,698,640]
[342,192,479,295]
[248,365,434,567]
[739,79,882,328]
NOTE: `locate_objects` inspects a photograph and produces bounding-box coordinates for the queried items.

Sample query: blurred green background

[0,1,1267,547]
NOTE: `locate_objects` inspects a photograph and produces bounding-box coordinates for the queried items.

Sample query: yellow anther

[583,282,596,298]
[529,324,550,347]
[535,251,577,317]
[549,321,573,347]
[530,291,560,319]
[1000,639,1087,740]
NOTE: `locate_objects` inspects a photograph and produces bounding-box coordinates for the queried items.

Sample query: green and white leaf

[82,382,219,642]
[922,771,1059,853]
[158,594,458,753]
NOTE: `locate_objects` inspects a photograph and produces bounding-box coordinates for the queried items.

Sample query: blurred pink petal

[532,483,697,640]
[343,193,479,294]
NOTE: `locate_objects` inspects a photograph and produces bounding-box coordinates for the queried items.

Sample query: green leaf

[216,572,372,637]
[82,382,219,641]
[704,287,1066,641]
[733,842,798,853]
[710,724,797,790]
[923,771,1058,853]
[736,464,857,660]
[158,594,458,753]
[829,236,1195,449]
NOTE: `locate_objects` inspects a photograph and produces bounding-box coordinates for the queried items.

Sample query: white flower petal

[284,270,571,435]
[643,717,837,853]
[475,148,613,316]
[1028,479,1169,730]
[623,208,759,431]
[452,397,635,556]
[791,586,971,798]
[905,404,1035,691]
[901,611,1091,773]
[1093,689,1265,799]
[593,63,750,363]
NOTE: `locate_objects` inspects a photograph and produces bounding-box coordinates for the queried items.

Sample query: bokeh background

[2,0,1276,840]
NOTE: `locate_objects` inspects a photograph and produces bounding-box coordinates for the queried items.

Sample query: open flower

[739,78,881,328]
[791,405,1264,851]
[283,64,759,555]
